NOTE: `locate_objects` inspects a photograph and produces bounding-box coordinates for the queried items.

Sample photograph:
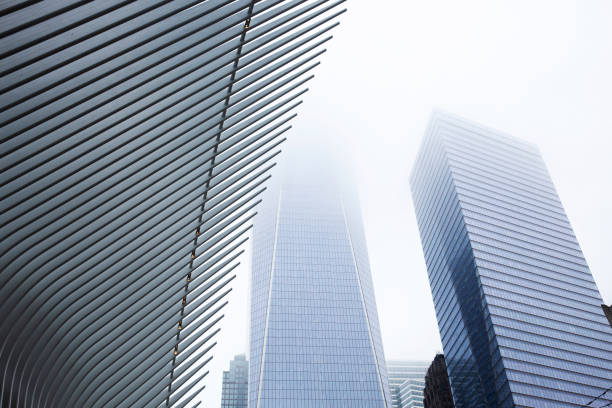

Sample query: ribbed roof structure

[0,1,345,407]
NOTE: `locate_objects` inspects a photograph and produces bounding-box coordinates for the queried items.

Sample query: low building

[387,360,429,407]
[221,354,248,408]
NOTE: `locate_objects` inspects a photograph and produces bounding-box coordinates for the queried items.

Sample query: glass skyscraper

[387,361,429,408]
[221,354,248,408]
[410,112,612,407]
[248,157,391,407]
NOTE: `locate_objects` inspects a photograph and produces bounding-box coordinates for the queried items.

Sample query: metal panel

[0,1,346,407]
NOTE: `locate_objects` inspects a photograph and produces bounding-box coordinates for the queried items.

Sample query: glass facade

[221,354,249,408]
[249,166,391,407]
[387,361,429,408]
[410,112,612,407]
[398,378,425,408]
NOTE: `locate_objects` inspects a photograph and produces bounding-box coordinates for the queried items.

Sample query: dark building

[603,304,612,327]
[0,2,345,407]
[221,354,248,408]
[423,354,454,408]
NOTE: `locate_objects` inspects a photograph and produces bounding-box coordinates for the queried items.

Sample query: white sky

[201,1,612,405]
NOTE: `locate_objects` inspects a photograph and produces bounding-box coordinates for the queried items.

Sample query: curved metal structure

[0,1,345,407]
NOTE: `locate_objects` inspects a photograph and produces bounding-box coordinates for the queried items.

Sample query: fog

[202,1,612,405]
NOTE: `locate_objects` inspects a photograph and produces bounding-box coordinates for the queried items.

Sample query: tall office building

[0,2,345,407]
[248,157,391,407]
[410,112,612,407]
[221,354,249,408]
[423,354,454,408]
[387,360,429,408]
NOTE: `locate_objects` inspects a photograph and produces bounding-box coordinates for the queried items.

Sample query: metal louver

[0,1,345,407]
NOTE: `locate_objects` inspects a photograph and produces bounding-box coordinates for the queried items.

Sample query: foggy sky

[202,1,612,405]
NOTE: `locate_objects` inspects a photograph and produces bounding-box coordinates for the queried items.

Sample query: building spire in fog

[248,150,391,407]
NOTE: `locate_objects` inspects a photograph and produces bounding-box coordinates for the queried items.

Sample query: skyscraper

[221,354,249,408]
[423,354,454,408]
[386,360,429,408]
[0,2,345,407]
[248,156,391,407]
[410,112,612,407]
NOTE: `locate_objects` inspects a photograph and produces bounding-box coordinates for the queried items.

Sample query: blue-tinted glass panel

[410,112,612,407]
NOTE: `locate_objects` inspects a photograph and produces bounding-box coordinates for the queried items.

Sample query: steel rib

[0,38,324,232]
[166,370,211,408]
[0,1,253,149]
[0,126,290,380]
[83,298,227,407]
[0,121,292,322]
[19,175,268,400]
[0,0,291,195]
[1,61,306,255]
[10,152,278,404]
[83,325,222,407]
[47,206,258,400]
[39,261,236,407]
[101,304,227,407]
[0,0,243,95]
[35,257,236,407]
[167,373,209,408]
[0,0,299,156]
[0,1,345,406]
[8,138,278,404]
[0,1,97,41]
[168,362,212,406]
[0,21,330,215]
[17,169,274,398]
[57,280,232,407]
[0,85,298,290]
[1,1,186,71]
[83,290,229,407]
[0,0,253,126]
